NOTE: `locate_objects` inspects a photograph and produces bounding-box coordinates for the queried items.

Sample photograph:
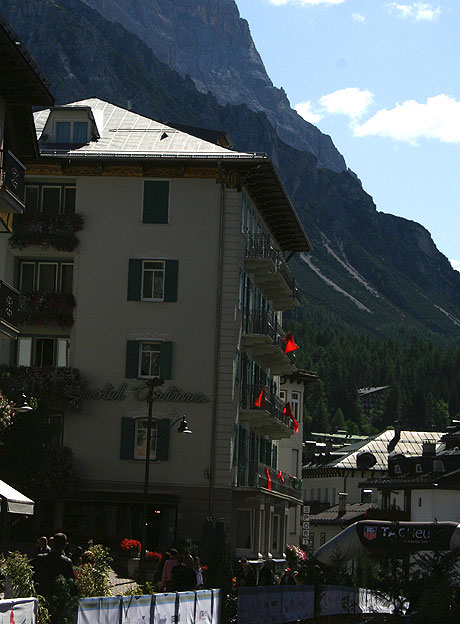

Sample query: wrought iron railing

[240,384,294,431]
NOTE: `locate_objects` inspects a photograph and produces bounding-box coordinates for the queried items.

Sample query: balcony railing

[241,311,296,374]
[245,234,300,311]
[0,281,20,339]
[240,384,294,439]
[19,292,76,327]
[237,460,302,499]
[0,365,82,410]
[9,213,84,251]
[0,150,25,214]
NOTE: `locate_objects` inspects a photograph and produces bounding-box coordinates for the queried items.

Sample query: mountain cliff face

[80,0,346,173]
[2,0,460,340]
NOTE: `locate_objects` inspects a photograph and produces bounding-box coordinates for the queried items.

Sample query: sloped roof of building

[34,99,252,158]
[358,386,391,397]
[32,99,311,253]
[310,503,369,525]
[304,429,443,473]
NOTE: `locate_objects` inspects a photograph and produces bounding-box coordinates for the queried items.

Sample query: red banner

[265,467,272,491]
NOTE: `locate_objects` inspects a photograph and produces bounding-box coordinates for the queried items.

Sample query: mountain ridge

[2,0,460,340]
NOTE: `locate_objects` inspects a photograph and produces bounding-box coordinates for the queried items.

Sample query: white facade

[0,99,311,557]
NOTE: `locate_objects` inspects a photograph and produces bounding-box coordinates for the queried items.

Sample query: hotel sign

[80,382,209,404]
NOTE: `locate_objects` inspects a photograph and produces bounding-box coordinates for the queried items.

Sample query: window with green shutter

[127,259,178,302]
[125,340,173,379]
[120,417,170,461]
[143,181,169,224]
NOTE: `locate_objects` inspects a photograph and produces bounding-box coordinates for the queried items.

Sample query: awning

[0,480,34,515]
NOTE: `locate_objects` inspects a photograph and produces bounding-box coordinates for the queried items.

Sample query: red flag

[254,386,267,409]
[277,470,285,484]
[265,467,272,491]
[284,401,299,433]
[283,332,299,353]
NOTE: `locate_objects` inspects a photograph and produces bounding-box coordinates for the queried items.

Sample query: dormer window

[394,465,402,474]
[56,120,88,144]
[416,463,423,473]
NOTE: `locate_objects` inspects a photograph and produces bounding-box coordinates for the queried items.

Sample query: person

[161,548,179,592]
[34,536,51,555]
[31,532,76,598]
[71,546,84,567]
[171,554,197,592]
[235,558,256,587]
[194,556,204,589]
[258,558,275,586]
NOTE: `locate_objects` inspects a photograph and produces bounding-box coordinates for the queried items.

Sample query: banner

[211,589,222,624]
[121,595,152,624]
[177,591,196,624]
[153,593,177,624]
[0,598,37,624]
[319,585,356,616]
[195,590,212,623]
[78,597,121,624]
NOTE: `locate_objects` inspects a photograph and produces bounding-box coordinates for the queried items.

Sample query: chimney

[338,492,348,517]
[422,440,436,456]
[387,421,402,453]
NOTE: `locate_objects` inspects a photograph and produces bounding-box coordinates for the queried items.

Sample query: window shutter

[156,418,170,460]
[159,341,173,379]
[163,260,178,302]
[120,417,135,459]
[127,259,142,301]
[125,341,139,378]
[143,181,169,224]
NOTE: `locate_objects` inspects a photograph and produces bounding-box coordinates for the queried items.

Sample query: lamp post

[138,377,192,585]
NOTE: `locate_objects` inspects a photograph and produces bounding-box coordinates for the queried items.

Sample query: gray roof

[305,430,443,472]
[358,386,391,396]
[34,98,256,159]
[311,503,369,525]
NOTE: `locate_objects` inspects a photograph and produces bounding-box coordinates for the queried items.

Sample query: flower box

[19,292,76,327]
[9,213,84,251]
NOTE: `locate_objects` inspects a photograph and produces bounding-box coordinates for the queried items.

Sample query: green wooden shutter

[120,417,135,459]
[156,418,170,460]
[159,342,173,379]
[164,260,178,302]
[143,181,169,224]
[125,341,139,378]
[127,259,142,301]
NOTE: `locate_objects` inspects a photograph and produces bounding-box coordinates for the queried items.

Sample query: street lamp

[138,378,192,585]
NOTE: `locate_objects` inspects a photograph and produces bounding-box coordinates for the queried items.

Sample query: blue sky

[235,0,459,271]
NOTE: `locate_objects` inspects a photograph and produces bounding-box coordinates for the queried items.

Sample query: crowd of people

[157,548,204,592]
[235,557,309,587]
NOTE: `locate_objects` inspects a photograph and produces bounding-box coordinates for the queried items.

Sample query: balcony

[0,281,20,339]
[241,311,296,375]
[245,235,300,311]
[0,365,82,410]
[9,213,84,252]
[19,292,76,328]
[239,384,294,439]
[237,460,302,500]
[0,150,25,215]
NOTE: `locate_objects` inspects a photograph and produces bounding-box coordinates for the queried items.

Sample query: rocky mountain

[2,0,460,341]
[80,0,346,173]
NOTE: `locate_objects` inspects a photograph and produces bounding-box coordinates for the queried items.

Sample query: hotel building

[0,98,314,558]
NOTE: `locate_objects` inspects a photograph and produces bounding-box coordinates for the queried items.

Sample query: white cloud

[353,94,460,144]
[386,2,441,21]
[319,87,374,119]
[294,101,324,123]
[352,12,365,22]
[451,259,460,272]
[267,0,345,6]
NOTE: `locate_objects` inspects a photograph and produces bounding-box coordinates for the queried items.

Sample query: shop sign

[301,504,310,547]
[357,520,456,551]
[80,381,209,404]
